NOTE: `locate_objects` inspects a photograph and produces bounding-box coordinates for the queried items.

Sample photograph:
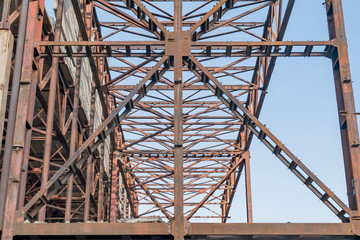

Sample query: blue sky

[44,0,360,223]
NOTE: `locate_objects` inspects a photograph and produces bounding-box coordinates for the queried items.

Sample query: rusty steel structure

[0,0,359,239]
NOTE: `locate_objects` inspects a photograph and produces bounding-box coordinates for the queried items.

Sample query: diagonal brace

[124,125,174,149]
[120,160,172,219]
[21,56,169,218]
[186,151,248,219]
[189,54,351,222]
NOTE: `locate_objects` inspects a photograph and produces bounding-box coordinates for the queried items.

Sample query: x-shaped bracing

[21,56,169,219]
[21,50,351,222]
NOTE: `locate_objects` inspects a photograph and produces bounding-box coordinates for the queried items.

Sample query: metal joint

[12,144,24,151]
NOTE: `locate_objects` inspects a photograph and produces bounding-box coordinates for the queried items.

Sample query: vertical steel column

[97,143,105,221]
[83,0,94,222]
[124,186,128,218]
[118,168,123,218]
[17,0,45,210]
[83,79,95,221]
[245,154,253,223]
[1,2,39,239]
[110,151,119,222]
[0,0,29,228]
[326,0,360,212]
[84,152,94,221]
[38,0,64,221]
[173,0,184,238]
[0,0,11,28]
[65,57,82,222]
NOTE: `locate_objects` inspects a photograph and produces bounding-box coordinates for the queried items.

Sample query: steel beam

[13,222,353,237]
[0,0,29,228]
[38,0,65,221]
[326,0,360,214]
[189,223,353,236]
[21,56,168,217]
[0,0,358,238]
[188,54,351,222]
[0,1,41,239]
[173,0,184,238]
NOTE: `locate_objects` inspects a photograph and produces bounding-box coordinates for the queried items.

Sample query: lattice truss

[95,0,282,221]
[13,0,356,225]
[87,0,346,221]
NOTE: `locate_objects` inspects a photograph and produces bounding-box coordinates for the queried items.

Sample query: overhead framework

[0,0,359,239]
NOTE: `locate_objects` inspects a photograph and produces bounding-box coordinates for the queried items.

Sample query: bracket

[168,219,190,236]
[165,31,191,56]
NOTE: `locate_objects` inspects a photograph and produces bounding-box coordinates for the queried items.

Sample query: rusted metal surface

[189,223,354,236]
[326,0,360,214]
[38,0,65,222]
[0,0,359,239]
[0,0,30,228]
[15,222,170,236]
[13,222,354,236]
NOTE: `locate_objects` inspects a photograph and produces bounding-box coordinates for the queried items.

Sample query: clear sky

[44,0,360,223]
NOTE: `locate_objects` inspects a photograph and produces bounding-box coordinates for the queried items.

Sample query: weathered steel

[13,222,353,237]
[1,1,41,239]
[173,0,184,238]
[0,0,359,239]
[64,57,82,223]
[0,0,29,228]
[38,0,64,221]
[326,0,360,213]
